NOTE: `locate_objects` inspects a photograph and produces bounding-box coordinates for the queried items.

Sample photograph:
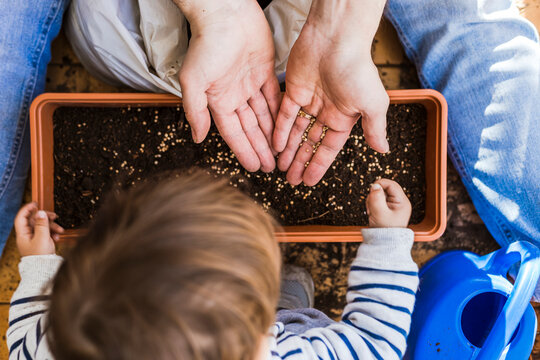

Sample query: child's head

[47,171,281,360]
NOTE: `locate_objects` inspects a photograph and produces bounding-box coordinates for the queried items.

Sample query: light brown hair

[47,171,281,360]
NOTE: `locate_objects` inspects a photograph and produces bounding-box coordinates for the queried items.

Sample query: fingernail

[36,210,47,219]
[371,183,382,191]
[53,234,60,241]
[191,129,199,143]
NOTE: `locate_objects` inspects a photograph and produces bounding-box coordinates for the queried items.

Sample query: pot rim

[30,90,447,242]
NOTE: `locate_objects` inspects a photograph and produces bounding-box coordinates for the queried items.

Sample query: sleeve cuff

[356,228,417,270]
[19,254,64,287]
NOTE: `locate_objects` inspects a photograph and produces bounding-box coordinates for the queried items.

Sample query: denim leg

[385,0,540,298]
[0,0,69,251]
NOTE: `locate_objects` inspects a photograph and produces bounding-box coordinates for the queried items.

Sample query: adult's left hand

[273,0,389,186]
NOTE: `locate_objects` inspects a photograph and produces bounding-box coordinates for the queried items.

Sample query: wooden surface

[1,1,539,358]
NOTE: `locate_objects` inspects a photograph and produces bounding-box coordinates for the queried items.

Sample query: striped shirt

[7,228,418,359]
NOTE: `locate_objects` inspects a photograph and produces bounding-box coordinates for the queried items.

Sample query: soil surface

[53,104,427,229]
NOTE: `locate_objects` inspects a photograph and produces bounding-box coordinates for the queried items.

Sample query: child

[7,172,418,359]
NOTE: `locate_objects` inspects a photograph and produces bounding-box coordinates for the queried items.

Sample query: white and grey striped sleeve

[273,228,418,360]
[7,255,62,360]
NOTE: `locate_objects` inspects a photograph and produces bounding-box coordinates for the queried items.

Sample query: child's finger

[33,210,51,241]
[375,179,409,204]
[29,211,58,228]
[14,203,38,235]
[366,183,389,215]
[49,221,65,235]
[45,211,58,220]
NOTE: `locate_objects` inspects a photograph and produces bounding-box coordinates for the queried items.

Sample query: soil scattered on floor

[53,104,426,229]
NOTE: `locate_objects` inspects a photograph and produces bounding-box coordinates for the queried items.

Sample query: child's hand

[366,179,412,228]
[14,202,64,256]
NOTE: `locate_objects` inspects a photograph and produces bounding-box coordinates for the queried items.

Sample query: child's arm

[274,180,418,360]
[7,255,63,359]
[6,203,64,359]
[334,226,417,359]
[336,179,417,358]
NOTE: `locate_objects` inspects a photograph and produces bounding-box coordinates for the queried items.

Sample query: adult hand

[273,0,389,185]
[14,203,64,257]
[175,0,281,172]
[366,179,411,228]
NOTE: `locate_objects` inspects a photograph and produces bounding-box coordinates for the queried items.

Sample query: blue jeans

[0,1,69,251]
[385,0,540,298]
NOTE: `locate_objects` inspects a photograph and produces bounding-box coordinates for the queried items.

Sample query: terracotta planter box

[30,90,447,242]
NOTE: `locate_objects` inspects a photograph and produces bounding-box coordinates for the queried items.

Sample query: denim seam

[0,1,62,201]
[447,137,470,181]
[447,137,516,244]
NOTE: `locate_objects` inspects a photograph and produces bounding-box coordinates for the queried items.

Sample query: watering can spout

[406,241,540,360]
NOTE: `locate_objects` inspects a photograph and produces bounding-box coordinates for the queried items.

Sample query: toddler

[7,172,418,359]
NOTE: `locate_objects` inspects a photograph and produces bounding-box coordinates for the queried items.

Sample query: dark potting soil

[53,104,426,229]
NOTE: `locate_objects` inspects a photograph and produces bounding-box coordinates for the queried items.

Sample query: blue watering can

[406,241,540,360]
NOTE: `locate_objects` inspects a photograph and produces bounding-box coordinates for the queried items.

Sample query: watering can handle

[475,241,540,360]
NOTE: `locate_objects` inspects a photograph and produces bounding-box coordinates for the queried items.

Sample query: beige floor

[1,1,540,358]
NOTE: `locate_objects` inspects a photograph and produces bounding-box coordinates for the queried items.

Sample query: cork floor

[1,1,539,358]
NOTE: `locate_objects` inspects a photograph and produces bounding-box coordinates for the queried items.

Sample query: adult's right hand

[174,0,281,172]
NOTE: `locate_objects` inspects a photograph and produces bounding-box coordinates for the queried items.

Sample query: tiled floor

[1,1,540,358]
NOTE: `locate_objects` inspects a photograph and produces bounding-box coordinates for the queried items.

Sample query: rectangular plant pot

[30,90,447,242]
